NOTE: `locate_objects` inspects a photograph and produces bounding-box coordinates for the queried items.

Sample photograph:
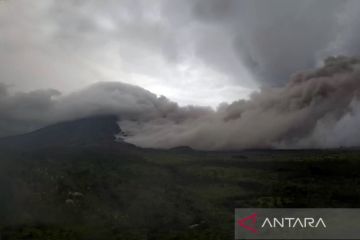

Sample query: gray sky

[2,0,360,149]
[0,0,360,107]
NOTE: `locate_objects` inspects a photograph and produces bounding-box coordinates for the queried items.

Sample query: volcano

[0,115,134,151]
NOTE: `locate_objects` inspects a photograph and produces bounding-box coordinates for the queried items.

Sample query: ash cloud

[122,56,360,150]
[1,56,360,150]
[0,81,212,139]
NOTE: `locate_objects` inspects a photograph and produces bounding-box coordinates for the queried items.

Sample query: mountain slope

[0,115,129,150]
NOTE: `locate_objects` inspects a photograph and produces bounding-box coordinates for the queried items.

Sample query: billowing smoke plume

[122,56,360,150]
[0,81,212,139]
[1,56,360,150]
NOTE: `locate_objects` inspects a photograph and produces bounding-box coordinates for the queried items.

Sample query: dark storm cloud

[0,86,60,137]
[3,0,359,92]
[161,0,360,87]
[0,83,7,97]
[2,1,360,149]
[185,0,351,85]
[323,0,360,57]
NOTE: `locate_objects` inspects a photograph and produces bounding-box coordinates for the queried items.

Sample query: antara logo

[238,213,326,233]
[261,217,326,228]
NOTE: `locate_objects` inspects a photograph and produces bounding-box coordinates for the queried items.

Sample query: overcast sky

[1,0,360,107]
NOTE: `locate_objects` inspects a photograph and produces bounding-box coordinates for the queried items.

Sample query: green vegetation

[1,147,360,239]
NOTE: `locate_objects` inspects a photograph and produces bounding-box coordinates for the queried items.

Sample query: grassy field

[1,146,360,239]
